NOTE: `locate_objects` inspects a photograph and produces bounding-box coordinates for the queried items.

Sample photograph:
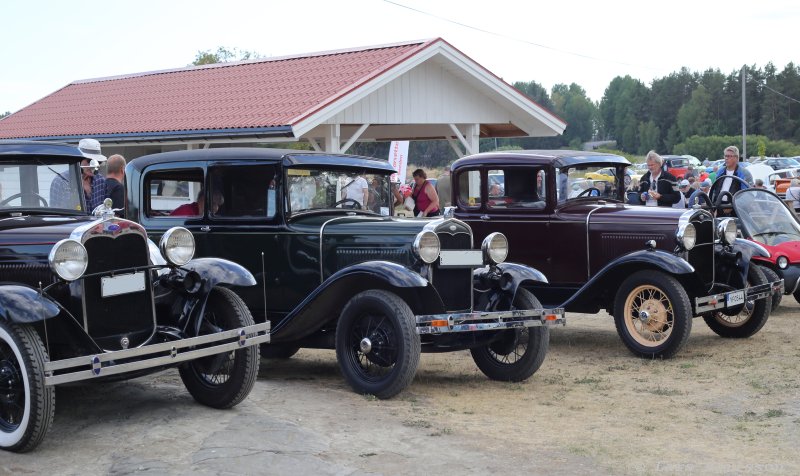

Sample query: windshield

[286,168,395,215]
[558,165,626,202]
[0,160,84,212]
[734,189,800,245]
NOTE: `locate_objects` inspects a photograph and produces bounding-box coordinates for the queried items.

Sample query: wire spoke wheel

[179,287,259,409]
[614,271,692,359]
[623,285,675,346]
[345,313,399,382]
[470,288,549,382]
[703,265,770,338]
[336,290,419,399]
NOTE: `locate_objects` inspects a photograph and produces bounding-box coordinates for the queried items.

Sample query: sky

[2,0,799,114]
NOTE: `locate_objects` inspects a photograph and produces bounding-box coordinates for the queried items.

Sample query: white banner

[388,141,409,183]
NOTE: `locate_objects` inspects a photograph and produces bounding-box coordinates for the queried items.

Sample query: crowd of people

[630,145,759,209]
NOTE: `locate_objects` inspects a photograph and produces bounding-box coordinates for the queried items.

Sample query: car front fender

[0,285,61,324]
[181,257,257,289]
[473,262,548,312]
[270,260,438,342]
[731,238,770,260]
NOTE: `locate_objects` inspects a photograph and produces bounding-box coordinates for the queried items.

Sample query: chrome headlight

[48,239,88,281]
[717,218,737,246]
[777,256,789,269]
[412,230,440,264]
[159,227,195,266]
[676,223,696,251]
[482,232,509,264]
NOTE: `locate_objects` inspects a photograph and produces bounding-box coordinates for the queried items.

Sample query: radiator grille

[432,231,472,312]
[0,263,56,287]
[82,233,154,349]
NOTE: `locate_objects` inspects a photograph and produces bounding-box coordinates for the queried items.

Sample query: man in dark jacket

[638,151,681,207]
[104,154,126,217]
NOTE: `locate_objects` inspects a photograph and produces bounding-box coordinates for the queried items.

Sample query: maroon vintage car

[449,150,780,359]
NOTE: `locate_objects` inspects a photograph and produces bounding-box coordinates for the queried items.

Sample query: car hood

[0,215,92,244]
[556,202,686,225]
[289,212,440,237]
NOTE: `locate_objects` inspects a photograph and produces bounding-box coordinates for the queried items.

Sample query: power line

[381,0,662,71]
[762,82,800,105]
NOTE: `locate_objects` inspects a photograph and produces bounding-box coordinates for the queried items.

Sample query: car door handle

[200,226,211,232]
[480,215,490,220]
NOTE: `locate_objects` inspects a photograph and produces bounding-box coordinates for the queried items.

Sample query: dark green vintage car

[126,148,565,398]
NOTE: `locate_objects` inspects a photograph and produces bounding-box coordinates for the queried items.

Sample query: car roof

[130,147,396,173]
[452,150,630,169]
[0,140,83,160]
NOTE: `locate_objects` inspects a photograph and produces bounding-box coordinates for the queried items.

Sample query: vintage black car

[0,141,269,452]
[449,150,780,359]
[125,148,565,399]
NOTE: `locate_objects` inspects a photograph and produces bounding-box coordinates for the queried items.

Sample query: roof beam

[339,123,370,154]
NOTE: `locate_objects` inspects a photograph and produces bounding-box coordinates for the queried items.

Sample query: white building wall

[330,61,511,125]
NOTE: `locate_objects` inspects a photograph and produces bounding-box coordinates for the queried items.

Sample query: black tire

[470,288,550,382]
[0,321,55,453]
[260,343,300,359]
[758,266,782,311]
[613,270,692,359]
[335,290,420,399]
[794,288,800,305]
[703,265,770,338]
[179,287,260,409]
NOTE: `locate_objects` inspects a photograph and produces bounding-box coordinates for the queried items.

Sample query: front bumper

[416,308,565,334]
[694,280,780,314]
[44,322,270,386]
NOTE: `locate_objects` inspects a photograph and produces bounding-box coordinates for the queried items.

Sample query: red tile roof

[0,39,438,140]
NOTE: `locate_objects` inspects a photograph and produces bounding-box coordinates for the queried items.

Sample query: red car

[708,178,800,307]
[661,155,690,179]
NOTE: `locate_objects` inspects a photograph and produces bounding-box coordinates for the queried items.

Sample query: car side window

[456,170,481,208]
[145,169,204,217]
[488,168,546,209]
[209,164,278,219]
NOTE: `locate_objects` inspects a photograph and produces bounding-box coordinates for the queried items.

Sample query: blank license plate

[726,290,745,307]
[439,250,483,267]
[101,272,146,297]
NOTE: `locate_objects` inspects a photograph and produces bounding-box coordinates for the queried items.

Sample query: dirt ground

[3,301,799,475]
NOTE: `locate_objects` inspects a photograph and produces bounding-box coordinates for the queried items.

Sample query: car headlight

[676,223,696,251]
[717,218,737,246]
[48,239,88,281]
[482,232,509,264]
[777,256,789,269]
[412,230,440,264]
[159,227,195,266]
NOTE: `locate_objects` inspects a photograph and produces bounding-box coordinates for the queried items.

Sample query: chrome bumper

[44,322,270,386]
[416,308,565,334]
[694,280,779,314]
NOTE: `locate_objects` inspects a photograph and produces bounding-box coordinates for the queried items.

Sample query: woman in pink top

[411,168,440,217]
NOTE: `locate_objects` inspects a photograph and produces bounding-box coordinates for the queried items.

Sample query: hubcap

[359,337,373,354]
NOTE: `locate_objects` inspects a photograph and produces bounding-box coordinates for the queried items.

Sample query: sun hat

[679,179,690,188]
[701,179,712,188]
[77,138,107,162]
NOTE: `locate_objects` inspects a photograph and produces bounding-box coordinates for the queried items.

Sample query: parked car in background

[760,157,800,171]
[449,150,779,359]
[125,148,565,399]
[766,169,799,195]
[661,155,690,179]
[584,166,641,188]
[0,141,268,452]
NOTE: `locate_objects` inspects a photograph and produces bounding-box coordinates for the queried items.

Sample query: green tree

[192,46,261,65]
[637,120,660,154]
[0,111,9,119]
[551,83,597,147]
[676,85,713,139]
[599,76,649,152]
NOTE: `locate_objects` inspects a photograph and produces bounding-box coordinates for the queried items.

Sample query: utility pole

[741,66,747,160]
